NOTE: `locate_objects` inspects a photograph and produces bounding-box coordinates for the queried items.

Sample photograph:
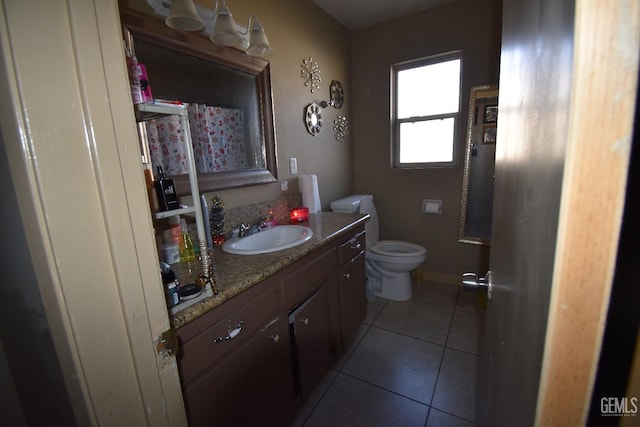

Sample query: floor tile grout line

[338,371,432,408]
[298,368,341,427]
[369,297,484,354]
[367,298,389,325]
[428,406,479,425]
[445,309,486,357]
[366,324,449,349]
[427,288,460,408]
[334,323,371,372]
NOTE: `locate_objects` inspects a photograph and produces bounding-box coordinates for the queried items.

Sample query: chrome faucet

[230,219,266,238]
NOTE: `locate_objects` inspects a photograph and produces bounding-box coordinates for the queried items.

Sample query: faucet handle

[229,223,249,238]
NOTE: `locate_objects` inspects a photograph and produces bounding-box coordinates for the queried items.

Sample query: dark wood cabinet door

[290,283,333,399]
[183,314,295,427]
[339,252,366,345]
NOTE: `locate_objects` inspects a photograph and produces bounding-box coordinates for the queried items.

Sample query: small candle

[290,207,309,223]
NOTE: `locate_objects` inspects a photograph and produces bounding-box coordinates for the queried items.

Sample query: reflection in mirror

[459,85,498,245]
[121,8,277,193]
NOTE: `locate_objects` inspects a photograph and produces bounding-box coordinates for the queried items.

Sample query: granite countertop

[171,211,369,329]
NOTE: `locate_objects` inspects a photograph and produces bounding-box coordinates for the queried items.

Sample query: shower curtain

[146,103,247,176]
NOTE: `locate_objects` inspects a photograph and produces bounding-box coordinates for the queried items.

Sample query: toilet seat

[369,240,426,257]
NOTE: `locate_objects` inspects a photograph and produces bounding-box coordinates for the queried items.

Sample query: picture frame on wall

[483,104,498,123]
[483,125,497,144]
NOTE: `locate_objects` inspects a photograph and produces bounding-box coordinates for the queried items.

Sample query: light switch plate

[289,157,298,175]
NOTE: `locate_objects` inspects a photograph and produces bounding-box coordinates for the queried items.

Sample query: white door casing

[0,0,187,425]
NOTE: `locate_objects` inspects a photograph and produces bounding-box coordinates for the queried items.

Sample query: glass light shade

[247,17,273,57]
[210,1,246,48]
[165,0,204,31]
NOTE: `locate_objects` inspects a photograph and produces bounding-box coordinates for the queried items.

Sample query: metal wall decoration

[333,115,349,142]
[301,57,322,93]
[305,103,323,136]
[329,80,344,108]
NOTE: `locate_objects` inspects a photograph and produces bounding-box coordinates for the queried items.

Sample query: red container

[290,207,309,223]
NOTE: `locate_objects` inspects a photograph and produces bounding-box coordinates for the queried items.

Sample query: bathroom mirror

[458,84,498,245]
[121,8,277,193]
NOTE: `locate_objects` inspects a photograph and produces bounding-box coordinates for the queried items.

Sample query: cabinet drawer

[281,244,337,308]
[338,229,365,265]
[178,285,280,386]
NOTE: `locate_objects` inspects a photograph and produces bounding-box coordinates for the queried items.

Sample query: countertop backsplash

[221,193,302,235]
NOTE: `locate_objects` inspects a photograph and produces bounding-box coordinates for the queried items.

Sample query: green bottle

[179,219,195,263]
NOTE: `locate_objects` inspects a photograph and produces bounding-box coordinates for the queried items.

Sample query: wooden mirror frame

[120,8,278,193]
[458,84,499,245]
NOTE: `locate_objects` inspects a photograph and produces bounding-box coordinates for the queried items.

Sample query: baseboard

[418,271,462,287]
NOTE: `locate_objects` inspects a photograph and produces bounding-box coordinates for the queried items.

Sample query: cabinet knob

[343,272,351,279]
[298,317,309,326]
[269,334,280,343]
[350,242,361,250]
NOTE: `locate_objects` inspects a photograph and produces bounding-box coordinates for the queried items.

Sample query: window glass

[399,118,455,163]
[397,60,460,118]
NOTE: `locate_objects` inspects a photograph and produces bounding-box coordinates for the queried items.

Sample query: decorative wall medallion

[301,57,322,93]
[330,80,344,108]
[305,103,323,136]
[333,115,349,142]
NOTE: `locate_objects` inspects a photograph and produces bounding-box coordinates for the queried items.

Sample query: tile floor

[291,281,486,427]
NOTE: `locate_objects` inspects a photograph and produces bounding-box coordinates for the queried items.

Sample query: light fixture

[247,17,274,57]
[210,0,273,57]
[210,0,245,48]
[165,0,204,31]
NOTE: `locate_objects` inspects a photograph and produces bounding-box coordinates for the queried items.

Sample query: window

[392,52,462,167]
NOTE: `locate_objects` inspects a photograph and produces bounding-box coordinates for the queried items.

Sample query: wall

[351,0,502,281]
[122,0,354,211]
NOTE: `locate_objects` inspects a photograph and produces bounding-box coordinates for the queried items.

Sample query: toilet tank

[329,194,371,213]
[330,194,379,247]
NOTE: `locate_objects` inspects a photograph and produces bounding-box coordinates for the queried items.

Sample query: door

[479,0,639,425]
[0,1,187,425]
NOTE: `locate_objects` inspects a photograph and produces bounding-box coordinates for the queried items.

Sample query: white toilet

[330,195,426,302]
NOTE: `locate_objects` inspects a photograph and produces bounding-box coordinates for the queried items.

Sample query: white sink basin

[222,225,313,255]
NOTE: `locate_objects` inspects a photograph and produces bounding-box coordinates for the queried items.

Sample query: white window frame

[391,51,462,168]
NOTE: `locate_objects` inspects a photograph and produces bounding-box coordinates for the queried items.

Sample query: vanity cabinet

[176,223,367,426]
[177,277,295,427]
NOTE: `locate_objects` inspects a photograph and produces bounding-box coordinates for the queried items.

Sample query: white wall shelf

[136,101,210,280]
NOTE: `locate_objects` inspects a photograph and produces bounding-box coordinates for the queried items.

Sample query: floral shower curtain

[146,103,247,176]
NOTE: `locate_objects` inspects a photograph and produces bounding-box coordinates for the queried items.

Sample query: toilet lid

[358,196,379,246]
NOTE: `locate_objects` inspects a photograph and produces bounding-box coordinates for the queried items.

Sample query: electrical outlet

[289,157,298,175]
